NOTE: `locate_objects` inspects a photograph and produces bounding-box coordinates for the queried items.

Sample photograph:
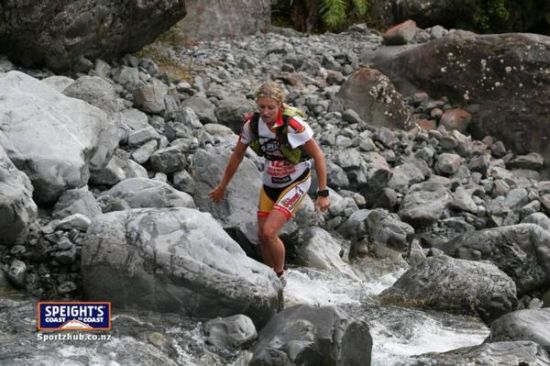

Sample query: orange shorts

[258,170,311,220]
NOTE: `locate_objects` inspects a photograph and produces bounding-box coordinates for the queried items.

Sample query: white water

[283,266,490,366]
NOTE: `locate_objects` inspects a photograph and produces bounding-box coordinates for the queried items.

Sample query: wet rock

[204,314,257,350]
[251,305,372,366]
[487,308,550,353]
[405,341,550,366]
[380,255,517,322]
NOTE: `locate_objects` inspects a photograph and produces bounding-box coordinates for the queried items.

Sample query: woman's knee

[259,225,278,242]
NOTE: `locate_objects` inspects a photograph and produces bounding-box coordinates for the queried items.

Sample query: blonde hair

[255,81,286,105]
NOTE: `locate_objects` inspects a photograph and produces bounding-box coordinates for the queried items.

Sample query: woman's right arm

[208,140,248,202]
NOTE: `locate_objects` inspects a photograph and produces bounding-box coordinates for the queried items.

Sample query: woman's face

[256,97,280,125]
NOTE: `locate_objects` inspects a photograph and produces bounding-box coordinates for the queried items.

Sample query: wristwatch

[316,189,329,198]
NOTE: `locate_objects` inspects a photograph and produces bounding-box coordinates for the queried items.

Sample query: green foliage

[456,0,549,34]
[273,0,369,32]
[320,0,347,28]
[321,0,369,29]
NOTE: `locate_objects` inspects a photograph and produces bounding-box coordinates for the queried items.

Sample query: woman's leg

[258,211,288,275]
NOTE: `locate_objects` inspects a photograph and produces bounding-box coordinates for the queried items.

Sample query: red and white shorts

[257,169,311,220]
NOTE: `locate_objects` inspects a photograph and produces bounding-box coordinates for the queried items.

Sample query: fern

[351,0,368,16]
[320,0,347,28]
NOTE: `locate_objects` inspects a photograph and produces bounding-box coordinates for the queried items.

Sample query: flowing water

[1,261,489,365]
[282,265,490,366]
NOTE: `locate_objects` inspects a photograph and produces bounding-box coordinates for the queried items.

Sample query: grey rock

[177,0,270,42]
[335,67,413,130]
[508,153,545,171]
[0,71,118,204]
[150,146,186,174]
[441,224,550,294]
[181,95,217,124]
[55,213,92,232]
[63,75,125,113]
[204,314,257,350]
[7,259,27,288]
[41,75,75,92]
[0,146,37,246]
[0,1,185,72]
[435,153,462,176]
[90,152,148,186]
[380,255,517,322]
[487,308,550,353]
[133,79,169,114]
[101,177,195,209]
[131,140,159,164]
[191,146,260,228]
[296,227,358,279]
[406,341,550,366]
[251,305,372,366]
[399,181,453,227]
[82,208,281,327]
[522,212,550,232]
[53,187,102,220]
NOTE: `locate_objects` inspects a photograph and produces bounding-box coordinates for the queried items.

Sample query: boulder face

[390,0,547,34]
[335,67,413,130]
[364,31,550,170]
[251,305,372,366]
[177,0,271,43]
[408,341,550,366]
[0,146,37,246]
[440,224,550,294]
[191,145,261,229]
[0,71,118,205]
[487,308,550,353]
[379,255,517,322]
[0,0,186,71]
[82,208,281,327]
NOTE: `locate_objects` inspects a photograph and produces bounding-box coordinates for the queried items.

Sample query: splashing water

[283,265,490,365]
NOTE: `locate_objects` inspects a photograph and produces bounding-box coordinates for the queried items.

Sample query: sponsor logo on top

[37,301,111,331]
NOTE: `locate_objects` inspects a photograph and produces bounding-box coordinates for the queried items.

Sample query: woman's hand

[315,196,330,212]
[208,184,226,203]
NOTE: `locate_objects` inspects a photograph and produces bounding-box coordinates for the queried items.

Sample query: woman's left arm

[302,138,330,212]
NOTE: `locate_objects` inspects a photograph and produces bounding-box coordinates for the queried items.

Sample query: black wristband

[316,189,329,198]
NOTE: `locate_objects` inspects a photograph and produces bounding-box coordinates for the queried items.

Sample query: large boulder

[390,0,546,33]
[440,224,550,294]
[99,177,195,209]
[177,0,270,43]
[251,305,372,366]
[379,255,517,322]
[487,308,550,353]
[364,31,550,169]
[0,1,186,71]
[0,71,118,205]
[334,67,413,130]
[0,146,37,246]
[191,145,261,229]
[82,208,282,327]
[405,341,550,366]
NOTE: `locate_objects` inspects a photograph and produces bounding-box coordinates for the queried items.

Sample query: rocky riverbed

[1,21,550,365]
